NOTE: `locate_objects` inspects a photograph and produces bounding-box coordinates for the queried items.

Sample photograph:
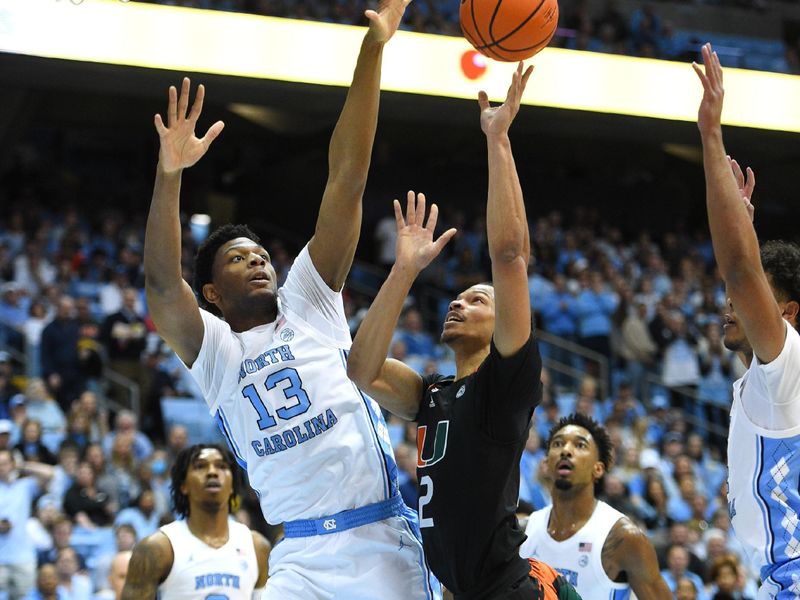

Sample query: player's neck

[549,489,597,541]
[187,504,231,548]
[225,309,278,333]
[453,345,490,380]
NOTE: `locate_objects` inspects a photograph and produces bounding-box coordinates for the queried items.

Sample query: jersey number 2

[242,367,311,430]
[419,475,434,528]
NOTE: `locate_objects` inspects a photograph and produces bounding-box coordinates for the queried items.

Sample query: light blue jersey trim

[400,505,440,600]
[609,588,630,599]
[754,435,773,568]
[215,408,247,470]
[339,349,394,500]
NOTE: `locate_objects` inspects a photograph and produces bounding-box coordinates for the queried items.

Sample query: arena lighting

[2,0,800,132]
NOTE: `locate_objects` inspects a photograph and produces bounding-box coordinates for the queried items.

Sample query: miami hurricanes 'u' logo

[417,421,450,467]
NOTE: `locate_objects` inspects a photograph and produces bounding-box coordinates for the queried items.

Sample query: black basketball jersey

[415,334,542,599]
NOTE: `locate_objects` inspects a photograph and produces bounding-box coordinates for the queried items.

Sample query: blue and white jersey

[158,519,258,599]
[728,321,800,599]
[186,245,398,524]
[520,500,631,600]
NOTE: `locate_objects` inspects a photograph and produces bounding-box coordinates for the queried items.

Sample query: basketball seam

[493,26,557,53]
[475,0,553,50]
[468,0,505,61]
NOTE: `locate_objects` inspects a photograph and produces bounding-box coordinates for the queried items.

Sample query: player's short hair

[170,443,242,518]
[193,224,261,316]
[761,240,800,330]
[547,413,614,494]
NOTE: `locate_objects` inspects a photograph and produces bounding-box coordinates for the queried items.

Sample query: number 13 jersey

[184,245,398,525]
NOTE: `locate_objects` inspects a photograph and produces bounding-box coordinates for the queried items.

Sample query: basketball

[460,0,559,62]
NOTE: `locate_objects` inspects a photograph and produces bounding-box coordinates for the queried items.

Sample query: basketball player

[121,444,269,599]
[519,413,671,599]
[694,43,800,597]
[142,0,440,597]
[347,64,580,599]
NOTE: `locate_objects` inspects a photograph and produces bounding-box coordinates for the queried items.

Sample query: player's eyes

[232,256,243,262]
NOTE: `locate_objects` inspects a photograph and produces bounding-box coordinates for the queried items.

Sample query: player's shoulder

[422,373,454,394]
[130,529,174,579]
[604,514,650,554]
[250,529,272,554]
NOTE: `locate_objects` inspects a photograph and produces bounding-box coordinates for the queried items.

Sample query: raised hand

[692,43,724,136]
[154,78,225,174]
[728,156,756,221]
[365,0,412,44]
[393,191,457,274]
[479,62,533,137]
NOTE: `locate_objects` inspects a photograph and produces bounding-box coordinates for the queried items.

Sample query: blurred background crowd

[3,0,799,598]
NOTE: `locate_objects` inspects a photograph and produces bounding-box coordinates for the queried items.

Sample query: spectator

[395,308,436,360]
[15,419,58,465]
[708,554,754,600]
[63,461,115,528]
[113,486,160,541]
[48,442,81,507]
[39,297,84,411]
[575,270,619,376]
[23,301,50,379]
[100,288,147,406]
[0,283,29,352]
[26,495,62,562]
[24,563,64,600]
[53,547,91,600]
[618,300,657,399]
[91,526,136,593]
[74,393,108,445]
[37,517,81,569]
[0,352,22,415]
[19,380,67,453]
[101,411,152,463]
[661,544,707,600]
[92,551,131,600]
[0,448,54,600]
[676,575,699,600]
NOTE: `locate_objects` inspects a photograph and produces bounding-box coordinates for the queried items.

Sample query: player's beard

[554,479,573,491]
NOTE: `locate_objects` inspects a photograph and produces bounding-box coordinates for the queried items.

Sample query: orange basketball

[460,0,559,62]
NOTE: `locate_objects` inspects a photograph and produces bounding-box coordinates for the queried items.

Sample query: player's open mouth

[445,312,464,323]
[205,481,222,490]
[722,314,735,326]
[556,460,573,475]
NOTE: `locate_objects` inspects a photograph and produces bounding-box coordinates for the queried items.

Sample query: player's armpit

[603,518,671,600]
[724,266,793,365]
[146,281,205,367]
[121,532,174,600]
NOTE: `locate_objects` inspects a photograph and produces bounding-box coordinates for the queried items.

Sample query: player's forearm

[485,134,530,264]
[144,165,185,295]
[326,36,383,191]
[347,265,417,386]
[701,129,761,281]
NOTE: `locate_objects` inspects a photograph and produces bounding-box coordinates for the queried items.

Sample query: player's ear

[202,283,220,307]
[592,460,605,482]
[781,300,799,327]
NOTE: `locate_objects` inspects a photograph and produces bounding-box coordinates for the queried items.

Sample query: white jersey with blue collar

[727,320,800,599]
[184,245,398,524]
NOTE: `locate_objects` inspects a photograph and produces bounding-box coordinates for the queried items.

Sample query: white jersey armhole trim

[736,320,800,437]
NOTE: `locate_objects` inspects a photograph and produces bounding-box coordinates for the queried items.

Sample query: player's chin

[553,478,573,491]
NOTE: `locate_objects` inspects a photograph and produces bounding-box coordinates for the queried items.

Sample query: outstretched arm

[144,78,224,367]
[602,518,672,600]
[693,44,785,363]
[121,532,173,599]
[307,0,410,291]
[347,192,456,419]
[481,63,534,357]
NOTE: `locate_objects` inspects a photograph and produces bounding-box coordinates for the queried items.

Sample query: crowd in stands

[137,0,800,75]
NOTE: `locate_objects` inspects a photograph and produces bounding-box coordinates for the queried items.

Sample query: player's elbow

[345,354,376,390]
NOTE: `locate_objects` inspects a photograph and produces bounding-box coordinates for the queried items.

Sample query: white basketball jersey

[158,520,258,600]
[186,246,397,524]
[727,321,800,599]
[520,501,631,600]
